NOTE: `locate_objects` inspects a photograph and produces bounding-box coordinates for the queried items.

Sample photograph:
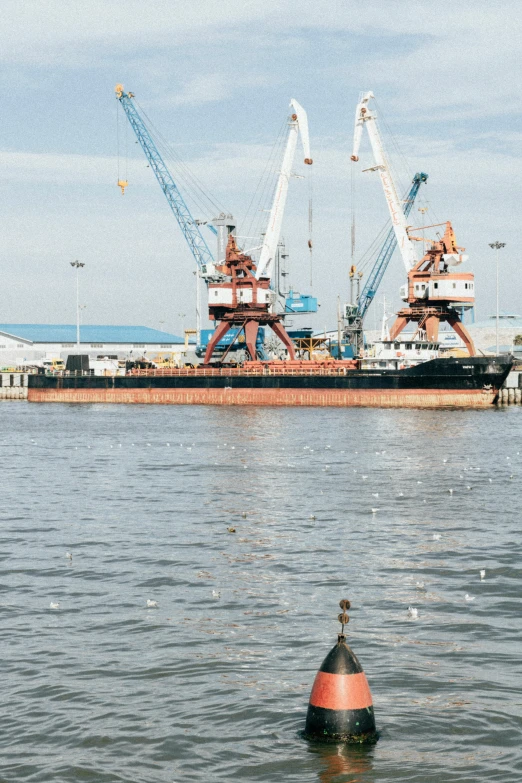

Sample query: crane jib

[117,92,215,271]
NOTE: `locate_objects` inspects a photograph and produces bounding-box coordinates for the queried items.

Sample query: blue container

[284,292,318,314]
[198,327,266,356]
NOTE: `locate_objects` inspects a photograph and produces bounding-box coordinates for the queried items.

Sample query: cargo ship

[27,354,512,408]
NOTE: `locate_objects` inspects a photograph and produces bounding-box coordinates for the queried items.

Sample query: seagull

[433,533,442,540]
[227,526,236,533]
[443,459,448,463]
[489,479,493,483]
[362,475,368,480]
[310,515,316,520]
[465,594,475,602]
[372,492,379,498]
[50,602,60,609]
[415,582,426,591]
[397,491,404,497]
[241,512,247,518]
[65,552,72,560]
[449,489,454,494]
[371,508,379,514]
[408,606,419,619]
[466,486,472,490]
[480,569,486,580]
[146,599,158,608]
[212,590,221,599]
[417,481,422,484]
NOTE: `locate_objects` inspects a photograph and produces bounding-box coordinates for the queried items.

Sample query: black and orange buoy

[304,600,377,743]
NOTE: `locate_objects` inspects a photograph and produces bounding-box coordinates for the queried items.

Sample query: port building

[0,325,189,365]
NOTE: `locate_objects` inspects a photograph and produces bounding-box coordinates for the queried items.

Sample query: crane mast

[256,100,312,281]
[115,84,221,282]
[351,91,417,272]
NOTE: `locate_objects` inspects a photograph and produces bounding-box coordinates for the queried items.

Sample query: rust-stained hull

[27,386,498,407]
[27,356,512,408]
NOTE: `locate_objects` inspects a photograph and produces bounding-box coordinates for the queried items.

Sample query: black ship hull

[27,356,512,408]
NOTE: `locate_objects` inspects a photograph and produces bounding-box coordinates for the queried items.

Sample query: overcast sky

[1,0,521,335]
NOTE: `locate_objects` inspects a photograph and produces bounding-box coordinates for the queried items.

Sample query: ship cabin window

[394,342,400,350]
[91,344,103,348]
[452,283,456,288]
[160,344,173,348]
[405,343,412,350]
[421,343,428,349]
[133,344,145,348]
[384,342,391,349]
[434,283,438,289]
[379,361,387,368]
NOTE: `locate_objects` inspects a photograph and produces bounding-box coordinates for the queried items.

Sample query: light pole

[70,261,85,349]
[489,242,505,355]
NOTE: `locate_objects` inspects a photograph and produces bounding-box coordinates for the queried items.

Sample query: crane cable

[308,157,313,287]
[238,117,288,252]
[133,97,229,220]
[116,101,129,194]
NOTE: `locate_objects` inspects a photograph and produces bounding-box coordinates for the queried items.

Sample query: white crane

[351,91,417,272]
[256,100,312,281]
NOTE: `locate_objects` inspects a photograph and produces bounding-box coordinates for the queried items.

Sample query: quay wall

[0,372,28,400]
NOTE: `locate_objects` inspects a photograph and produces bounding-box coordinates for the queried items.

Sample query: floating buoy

[304,600,377,743]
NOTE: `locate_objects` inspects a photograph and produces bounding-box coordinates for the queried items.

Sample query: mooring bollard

[304,600,377,743]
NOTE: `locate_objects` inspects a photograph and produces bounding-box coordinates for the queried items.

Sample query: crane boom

[256,99,312,281]
[115,84,217,279]
[357,172,428,318]
[351,91,418,272]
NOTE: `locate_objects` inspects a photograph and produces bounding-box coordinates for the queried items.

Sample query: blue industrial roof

[0,324,186,344]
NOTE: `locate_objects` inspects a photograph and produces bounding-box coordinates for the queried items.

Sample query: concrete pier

[498,371,522,405]
[0,372,29,400]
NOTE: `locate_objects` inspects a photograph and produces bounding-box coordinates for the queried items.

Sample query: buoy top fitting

[337,598,351,641]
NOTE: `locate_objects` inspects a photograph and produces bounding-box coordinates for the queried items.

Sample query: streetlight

[488,242,506,355]
[70,261,85,349]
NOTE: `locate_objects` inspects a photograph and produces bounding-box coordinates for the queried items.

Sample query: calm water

[1,403,521,783]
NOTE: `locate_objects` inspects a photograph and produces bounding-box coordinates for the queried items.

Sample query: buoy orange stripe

[309,670,373,711]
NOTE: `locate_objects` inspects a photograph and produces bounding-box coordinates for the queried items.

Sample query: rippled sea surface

[2,402,522,782]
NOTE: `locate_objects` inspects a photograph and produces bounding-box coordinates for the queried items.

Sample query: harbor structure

[0,325,190,366]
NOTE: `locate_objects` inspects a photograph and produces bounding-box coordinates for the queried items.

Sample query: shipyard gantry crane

[203,100,312,363]
[351,91,475,354]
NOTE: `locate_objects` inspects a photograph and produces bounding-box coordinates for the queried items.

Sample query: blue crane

[357,172,428,318]
[114,84,218,279]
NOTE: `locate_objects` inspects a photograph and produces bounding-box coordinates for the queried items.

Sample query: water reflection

[308,741,375,783]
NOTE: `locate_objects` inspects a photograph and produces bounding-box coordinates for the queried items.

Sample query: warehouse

[0,324,190,366]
